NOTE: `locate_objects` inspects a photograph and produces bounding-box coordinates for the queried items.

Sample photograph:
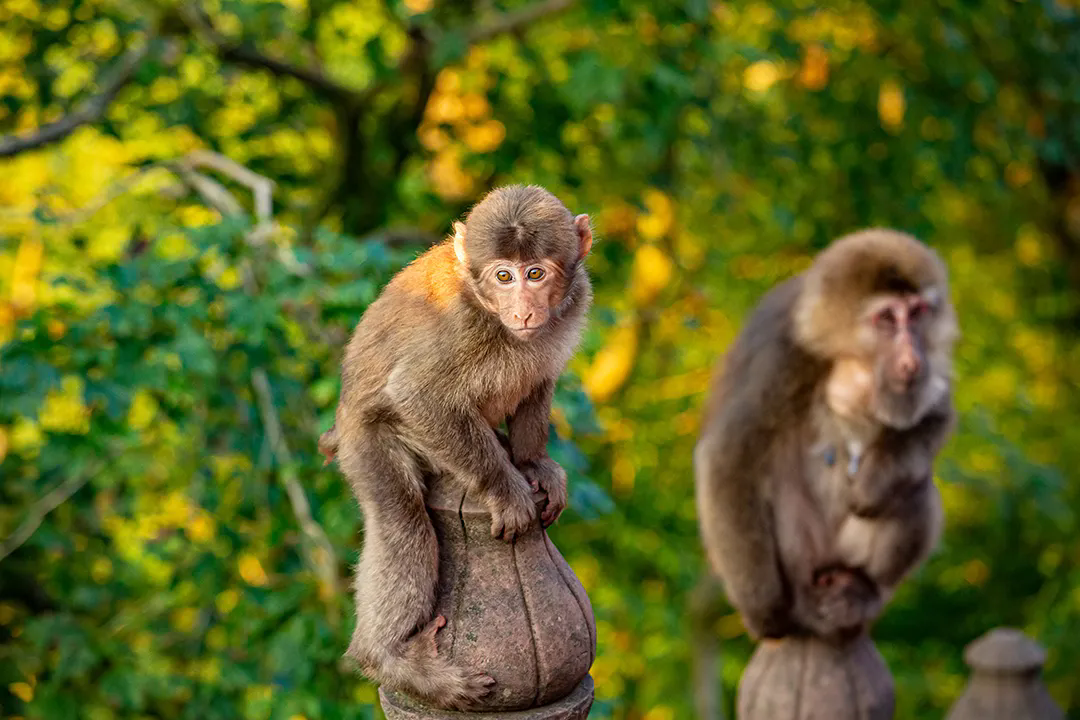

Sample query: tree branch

[179,4,363,105]
[0,474,90,563]
[466,0,578,44]
[251,369,343,601]
[0,40,152,158]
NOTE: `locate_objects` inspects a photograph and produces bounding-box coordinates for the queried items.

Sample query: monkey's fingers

[444,675,497,711]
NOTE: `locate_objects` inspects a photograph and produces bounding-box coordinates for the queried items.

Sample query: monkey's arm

[849,390,955,517]
[507,379,566,526]
[389,371,536,540]
[694,417,793,639]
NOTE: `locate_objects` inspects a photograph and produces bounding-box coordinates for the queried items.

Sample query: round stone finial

[946,627,1064,720]
[379,473,596,718]
[963,627,1046,674]
[737,634,895,720]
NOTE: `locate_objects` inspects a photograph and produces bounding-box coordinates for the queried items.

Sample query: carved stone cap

[964,628,1046,675]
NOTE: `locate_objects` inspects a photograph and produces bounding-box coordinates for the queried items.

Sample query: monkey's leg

[340,431,495,710]
[841,483,944,592]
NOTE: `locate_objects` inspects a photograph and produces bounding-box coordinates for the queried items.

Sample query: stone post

[737,634,895,720]
[946,627,1064,720]
[379,474,596,720]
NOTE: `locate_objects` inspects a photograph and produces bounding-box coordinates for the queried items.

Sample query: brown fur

[321,185,593,708]
[694,228,957,642]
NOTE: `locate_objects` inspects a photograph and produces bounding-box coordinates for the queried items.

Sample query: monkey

[319,184,593,709]
[694,228,958,643]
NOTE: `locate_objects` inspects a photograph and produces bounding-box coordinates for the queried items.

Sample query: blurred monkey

[695,228,957,641]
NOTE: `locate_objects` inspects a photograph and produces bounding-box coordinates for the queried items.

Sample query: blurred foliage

[2,0,1080,719]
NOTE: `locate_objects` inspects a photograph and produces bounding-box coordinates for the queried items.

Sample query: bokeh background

[2,0,1080,718]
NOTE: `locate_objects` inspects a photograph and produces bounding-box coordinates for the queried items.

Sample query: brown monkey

[694,228,957,642]
[320,185,593,709]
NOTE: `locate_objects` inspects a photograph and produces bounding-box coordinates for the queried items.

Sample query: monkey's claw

[489,491,536,542]
[520,458,568,528]
[442,673,497,711]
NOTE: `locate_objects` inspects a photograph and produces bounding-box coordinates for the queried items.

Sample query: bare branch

[179,4,362,104]
[174,167,246,217]
[467,0,578,44]
[0,40,152,158]
[0,474,90,563]
[251,369,343,600]
[183,150,275,225]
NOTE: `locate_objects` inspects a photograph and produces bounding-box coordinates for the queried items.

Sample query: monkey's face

[864,292,945,428]
[452,209,593,341]
[476,258,567,340]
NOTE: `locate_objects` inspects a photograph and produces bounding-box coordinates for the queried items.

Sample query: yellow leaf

[127,389,159,431]
[643,707,675,720]
[188,512,216,544]
[743,60,780,93]
[40,376,90,434]
[612,452,635,496]
[216,588,241,614]
[404,0,433,15]
[963,559,989,587]
[583,324,639,403]
[10,236,43,313]
[878,80,905,130]
[9,681,33,703]
[630,244,674,306]
[91,557,113,583]
[171,607,199,633]
[798,44,829,90]
[1015,224,1045,266]
[636,188,674,240]
[238,554,269,587]
[463,119,506,154]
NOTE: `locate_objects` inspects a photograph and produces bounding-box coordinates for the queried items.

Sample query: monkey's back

[335,243,465,426]
[708,277,827,478]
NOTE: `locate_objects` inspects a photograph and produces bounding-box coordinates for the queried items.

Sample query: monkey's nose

[897,353,920,380]
[515,312,534,327]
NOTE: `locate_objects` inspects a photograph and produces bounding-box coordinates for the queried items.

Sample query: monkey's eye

[525,267,545,281]
[495,270,514,283]
[873,308,897,332]
[908,300,927,322]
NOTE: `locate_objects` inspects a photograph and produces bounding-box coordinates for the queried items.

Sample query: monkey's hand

[826,358,874,420]
[848,446,932,518]
[519,457,568,527]
[486,468,538,542]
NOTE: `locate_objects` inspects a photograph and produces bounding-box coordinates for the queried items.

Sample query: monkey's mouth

[509,326,542,340]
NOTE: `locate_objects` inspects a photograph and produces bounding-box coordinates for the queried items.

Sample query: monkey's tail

[358,639,493,709]
[318,425,338,466]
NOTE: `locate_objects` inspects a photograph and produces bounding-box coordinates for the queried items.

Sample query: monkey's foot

[520,457,568,527]
[801,566,881,641]
[433,670,498,711]
[399,617,496,710]
[408,615,447,659]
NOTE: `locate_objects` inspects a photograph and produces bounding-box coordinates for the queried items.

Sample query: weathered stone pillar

[737,634,894,720]
[946,627,1064,720]
[379,475,596,720]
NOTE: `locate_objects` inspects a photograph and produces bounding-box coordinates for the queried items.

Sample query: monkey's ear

[574,214,592,260]
[453,221,468,266]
